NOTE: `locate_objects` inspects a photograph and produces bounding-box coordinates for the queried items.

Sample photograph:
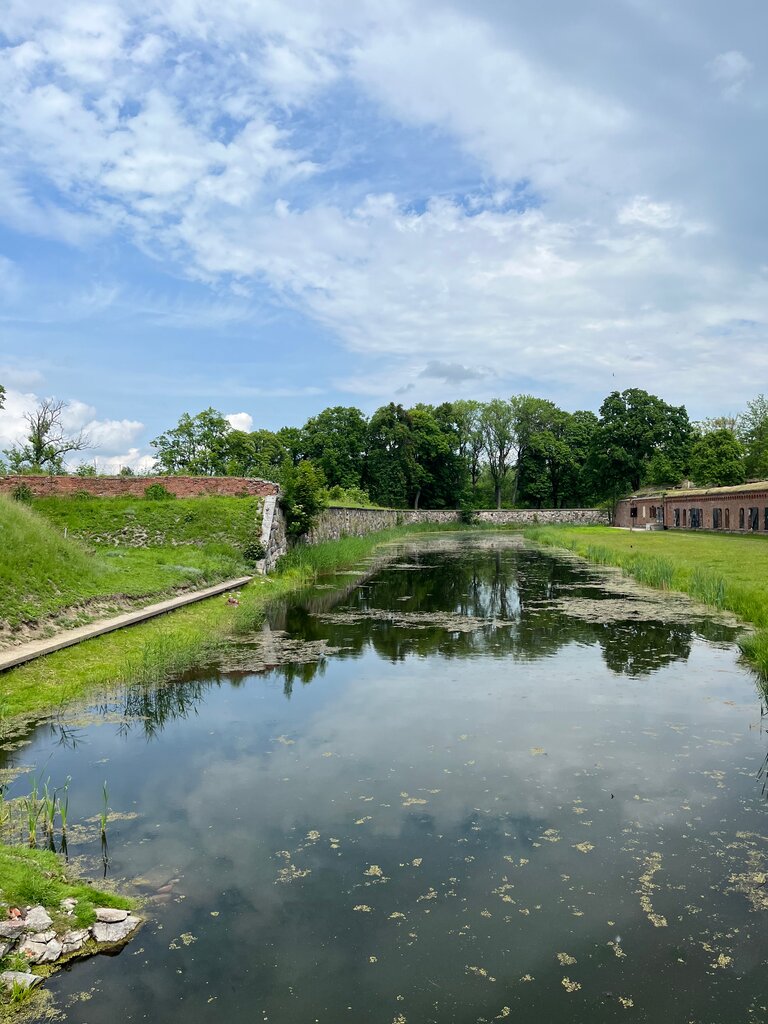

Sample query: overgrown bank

[0,525,468,721]
[525,525,768,683]
[0,495,264,648]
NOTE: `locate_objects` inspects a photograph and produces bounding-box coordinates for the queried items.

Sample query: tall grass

[525,524,768,687]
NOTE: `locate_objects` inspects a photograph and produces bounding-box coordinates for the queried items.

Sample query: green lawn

[0,495,263,635]
[525,525,768,682]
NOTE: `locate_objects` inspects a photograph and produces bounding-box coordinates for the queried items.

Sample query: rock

[23,906,53,931]
[91,915,141,945]
[0,941,10,959]
[60,897,78,915]
[0,919,25,939]
[1,971,42,992]
[61,928,90,955]
[94,907,129,923]
[19,932,62,964]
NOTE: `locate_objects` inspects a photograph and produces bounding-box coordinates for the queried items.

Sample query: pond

[3,533,768,1023]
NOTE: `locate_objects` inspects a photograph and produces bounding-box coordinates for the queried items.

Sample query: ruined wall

[0,475,279,499]
[307,506,608,543]
[258,496,288,574]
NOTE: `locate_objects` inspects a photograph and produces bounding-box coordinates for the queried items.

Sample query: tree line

[3,385,768,510]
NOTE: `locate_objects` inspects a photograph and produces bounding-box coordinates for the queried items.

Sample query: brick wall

[0,475,279,499]
[615,490,768,532]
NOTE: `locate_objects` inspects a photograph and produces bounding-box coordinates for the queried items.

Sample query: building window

[656,505,664,524]
[764,508,768,531]
[750,507,759,531]
[674,508,680,527]
[642,505,647,518]
[682,508,687,527]
[739,507,745,530]
[725,508,730,529]
[649,505,656,519]
[713,508,721,529]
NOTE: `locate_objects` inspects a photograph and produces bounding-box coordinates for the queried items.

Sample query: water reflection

[1,534,764,1024]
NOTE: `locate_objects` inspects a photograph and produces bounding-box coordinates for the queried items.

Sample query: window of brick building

[764,508,768,531]
[682,509,687,526]
[739,507,745,529]
[713,508,721,529]
[674,508,680,527]
[750,507,759,531]
[725,508,730,529]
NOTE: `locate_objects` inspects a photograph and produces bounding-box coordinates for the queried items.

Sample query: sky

[0,0,766,471]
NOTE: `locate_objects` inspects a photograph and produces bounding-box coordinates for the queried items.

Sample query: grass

[0,845,132,929]
[524,525,768,683]
[0,495,264,634]
[0,524,465,719]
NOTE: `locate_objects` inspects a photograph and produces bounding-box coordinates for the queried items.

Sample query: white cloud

[88,447,154,474]
[708,50,753,98]
[225,411,253,432]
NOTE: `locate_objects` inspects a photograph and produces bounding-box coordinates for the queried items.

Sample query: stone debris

[95,907,129,923]
[0,902,142,992]
[91,913,141,945]
[1,970,43,991]
[61,928,90,955]
[23,906,53,931]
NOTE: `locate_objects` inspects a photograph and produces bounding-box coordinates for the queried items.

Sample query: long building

[614,481,768,532]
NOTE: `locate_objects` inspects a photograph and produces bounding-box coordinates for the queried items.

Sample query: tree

[4,397,92,473]
[365,404,416,507]
[479,399,516,509]
[302,406,368,489]
[280,460,327,537]
[738,394,768,479]
[452,399,485,496]
[150,408,232,475]
[689,429,746,486]
[0,383,5,410]
[590,389,693,496]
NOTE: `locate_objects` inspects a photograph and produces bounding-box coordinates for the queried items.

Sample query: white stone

[1,971,42,991]
[61,928,90,955]
[19,932,62,964]
[0,920,25,939]
[94,907,129,923]
[24,906,53,930]
[91,915,140,945]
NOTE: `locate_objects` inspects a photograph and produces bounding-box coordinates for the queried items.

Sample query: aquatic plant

[100,780,109,838]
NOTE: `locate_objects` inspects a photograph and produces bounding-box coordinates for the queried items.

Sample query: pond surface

[4,533,768,1023]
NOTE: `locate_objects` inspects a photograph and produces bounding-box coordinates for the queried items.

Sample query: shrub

[144,482,175,501]
[11,482,33,503]
[280,461,327,538]
[242,540,266,565]
[459,501,478,525]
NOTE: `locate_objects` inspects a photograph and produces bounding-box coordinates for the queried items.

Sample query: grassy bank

[0,495,263,643]
[525,525,768,681]
[0,525,456,720]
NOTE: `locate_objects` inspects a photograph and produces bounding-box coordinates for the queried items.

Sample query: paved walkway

[0,575,253,673]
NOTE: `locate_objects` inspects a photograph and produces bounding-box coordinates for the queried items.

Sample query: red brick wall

[613,498,664,528]
[0,475,279,499]
[615,491,768,532]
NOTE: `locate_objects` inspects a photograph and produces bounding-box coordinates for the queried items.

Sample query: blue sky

[0,0,766,470]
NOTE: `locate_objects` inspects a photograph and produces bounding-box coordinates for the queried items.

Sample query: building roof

[625,480,768,501]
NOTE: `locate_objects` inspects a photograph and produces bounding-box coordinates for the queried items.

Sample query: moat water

[3,534,768,1023]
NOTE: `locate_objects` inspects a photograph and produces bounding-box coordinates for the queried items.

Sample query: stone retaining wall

[0,475,279,499]
[307,506,608,544]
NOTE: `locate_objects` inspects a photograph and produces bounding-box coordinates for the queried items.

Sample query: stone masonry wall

[0,475,279,499]
[307,506,608,544]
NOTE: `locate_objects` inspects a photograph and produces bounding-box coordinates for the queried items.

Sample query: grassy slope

[0,525,463,719]
[525,525,768,681]
[0,496,263,633]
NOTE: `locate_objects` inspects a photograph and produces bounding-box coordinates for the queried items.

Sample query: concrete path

[0,575,253,673]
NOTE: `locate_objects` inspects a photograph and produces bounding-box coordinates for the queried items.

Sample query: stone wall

[0,475,279,499]
[307,506,608,543]
[258,495,288,574]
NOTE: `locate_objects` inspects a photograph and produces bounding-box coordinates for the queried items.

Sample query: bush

[242,540,266,565]
[459,501,478,525]
[144,482,175,501]
[280,461,327,538]
[11,483,33,503]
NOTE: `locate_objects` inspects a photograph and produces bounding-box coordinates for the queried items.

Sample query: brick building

[614,482,768,532]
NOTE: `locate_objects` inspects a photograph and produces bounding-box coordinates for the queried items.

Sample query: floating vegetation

[215,630,342,673]
[561,977,581,993]
[466,965,496,982]
[556,952,576,966]
[572,842,594,853]
[353,904,372,913]
[637,852,668,927]
[315,610,515,632]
